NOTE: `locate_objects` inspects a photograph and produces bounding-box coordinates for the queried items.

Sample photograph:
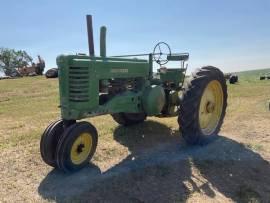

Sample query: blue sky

[0,0,269,73]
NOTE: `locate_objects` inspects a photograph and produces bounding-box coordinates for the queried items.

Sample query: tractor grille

[69,67,89,102]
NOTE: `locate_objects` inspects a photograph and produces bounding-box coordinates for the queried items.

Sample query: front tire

[56,121,98,172]
[40,119,64,167]
[178,66,227,145]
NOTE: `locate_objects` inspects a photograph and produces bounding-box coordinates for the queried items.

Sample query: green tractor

[40,15,227,172]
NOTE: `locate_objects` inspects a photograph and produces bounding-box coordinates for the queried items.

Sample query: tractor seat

[167,53,189,61]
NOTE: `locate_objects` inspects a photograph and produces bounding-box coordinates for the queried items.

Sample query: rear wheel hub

[206,101,215,113]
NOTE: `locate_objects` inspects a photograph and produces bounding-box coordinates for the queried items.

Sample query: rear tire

[229,75,238,84]
[178,66,227,145]
[45,68,58,78]
[111,113,146,126]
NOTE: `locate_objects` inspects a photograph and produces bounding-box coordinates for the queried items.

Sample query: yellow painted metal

[70,132,92,165]
[199,80,223,135]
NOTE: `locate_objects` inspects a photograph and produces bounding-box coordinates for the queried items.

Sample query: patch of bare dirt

[36,131,270,202]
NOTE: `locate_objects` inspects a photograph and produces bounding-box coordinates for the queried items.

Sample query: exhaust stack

[86,15,95,57]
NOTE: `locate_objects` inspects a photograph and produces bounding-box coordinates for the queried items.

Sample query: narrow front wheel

[56,121,98,172]
[40,119,64,167]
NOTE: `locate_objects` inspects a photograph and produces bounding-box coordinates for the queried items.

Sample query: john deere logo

[111,69,128,73]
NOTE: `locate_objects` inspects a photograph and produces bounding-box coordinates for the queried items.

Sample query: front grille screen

[68,67,89,102]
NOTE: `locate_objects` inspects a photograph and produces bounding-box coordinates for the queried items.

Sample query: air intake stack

[100,26,107,57]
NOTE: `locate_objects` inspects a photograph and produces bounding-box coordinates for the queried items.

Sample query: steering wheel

[152,42,171,65]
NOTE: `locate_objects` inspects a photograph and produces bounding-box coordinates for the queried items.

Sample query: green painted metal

[57,52,186,120]
[57,55,150,119]
[57,22,188,121]
[159,68,185,88]
[142,85,165,116]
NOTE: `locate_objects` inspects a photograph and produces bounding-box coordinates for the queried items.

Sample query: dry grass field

[1,69,270,202]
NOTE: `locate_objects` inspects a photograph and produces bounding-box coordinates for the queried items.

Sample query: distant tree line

[0,48,32,76]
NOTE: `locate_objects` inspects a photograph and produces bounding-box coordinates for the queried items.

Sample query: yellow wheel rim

[199,80,223,135]
[70,132,92,165]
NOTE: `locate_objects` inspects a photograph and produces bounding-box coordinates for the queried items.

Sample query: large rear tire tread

[178,66,227,145]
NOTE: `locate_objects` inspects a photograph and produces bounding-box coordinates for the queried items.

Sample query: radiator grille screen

[68,67,89,102]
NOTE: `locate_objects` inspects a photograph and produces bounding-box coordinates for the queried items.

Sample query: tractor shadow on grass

[38,120,270,202]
